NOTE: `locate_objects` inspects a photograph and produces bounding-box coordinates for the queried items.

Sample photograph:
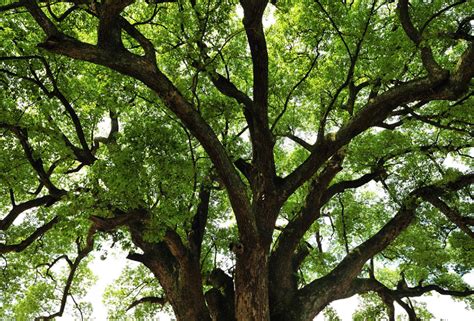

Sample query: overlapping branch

[398,0,447,78]
[126,296,166,311]
[269,151,345,313]
[238,0,278,209]
[19,0,256,244]
[348,277,474,320]
[0,195,58,231]
[0,216,58,254]
[35,224,97,321]
[418,180,474,238]
[280,39,473,200]
[192,39,253,110]
[284,173,473,320]
[188,184,211,256]
[0,123,65,196]
[0,55,96,165]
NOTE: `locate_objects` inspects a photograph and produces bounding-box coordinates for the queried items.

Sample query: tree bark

[234,241,270,321]
[128,222,211,321]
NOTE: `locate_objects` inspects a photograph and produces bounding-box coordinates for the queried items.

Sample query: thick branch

[205,268,235,321]
[348,278,474,302]
[97,0,133,50]
[397,0,447,77]
[193,34,253,110]
[0,195,59,231]
[239,0,277,202]
[1,123,64,195]
[274,152,345,260]
[188,184,211,257]
[0,217,58,254]
[24,3,255,243]
[346,277,473,321]
[35,224,96,320]
[289,173,473,320]
[269,153,344,314]
[126,296,166,311]
[89,209,145,232]
[0,1,23,12]
[23,0,61,36]
[240,0,269,110]
[118,15,157,61]
[127,216,211,321]
[281,42,473,199]
[293,201,418,320]
[163,230,189,263]
[193,54,253,109]
[421,193,474,238]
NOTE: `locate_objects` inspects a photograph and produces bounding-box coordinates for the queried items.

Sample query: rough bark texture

[235,243,270,321]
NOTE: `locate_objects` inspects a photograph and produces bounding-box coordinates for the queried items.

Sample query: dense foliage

[0,0,473,320]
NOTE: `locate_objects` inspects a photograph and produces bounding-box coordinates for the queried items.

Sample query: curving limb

[0,123,65,196]
[348,277,474,320]
[35,224,97,321]
[280,39,474,201]
[279,173,474,321]
[21,0,256,246]
[126,296,166,311]
[0,216,58,254]
[419,191,474,238]
[0,195,59,231]
[397,0,448,78]
[0,55,96,165]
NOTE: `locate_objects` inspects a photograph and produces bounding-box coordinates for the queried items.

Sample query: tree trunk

[142,255,211,321]
[234,242,270,321]
[128,223,211,321]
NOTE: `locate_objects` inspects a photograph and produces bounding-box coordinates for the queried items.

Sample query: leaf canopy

[0,0,473,320]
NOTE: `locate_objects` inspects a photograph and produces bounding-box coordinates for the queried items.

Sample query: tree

[0,0,473,320]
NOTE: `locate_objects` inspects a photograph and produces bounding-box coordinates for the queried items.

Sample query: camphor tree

[0,0,473,320]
